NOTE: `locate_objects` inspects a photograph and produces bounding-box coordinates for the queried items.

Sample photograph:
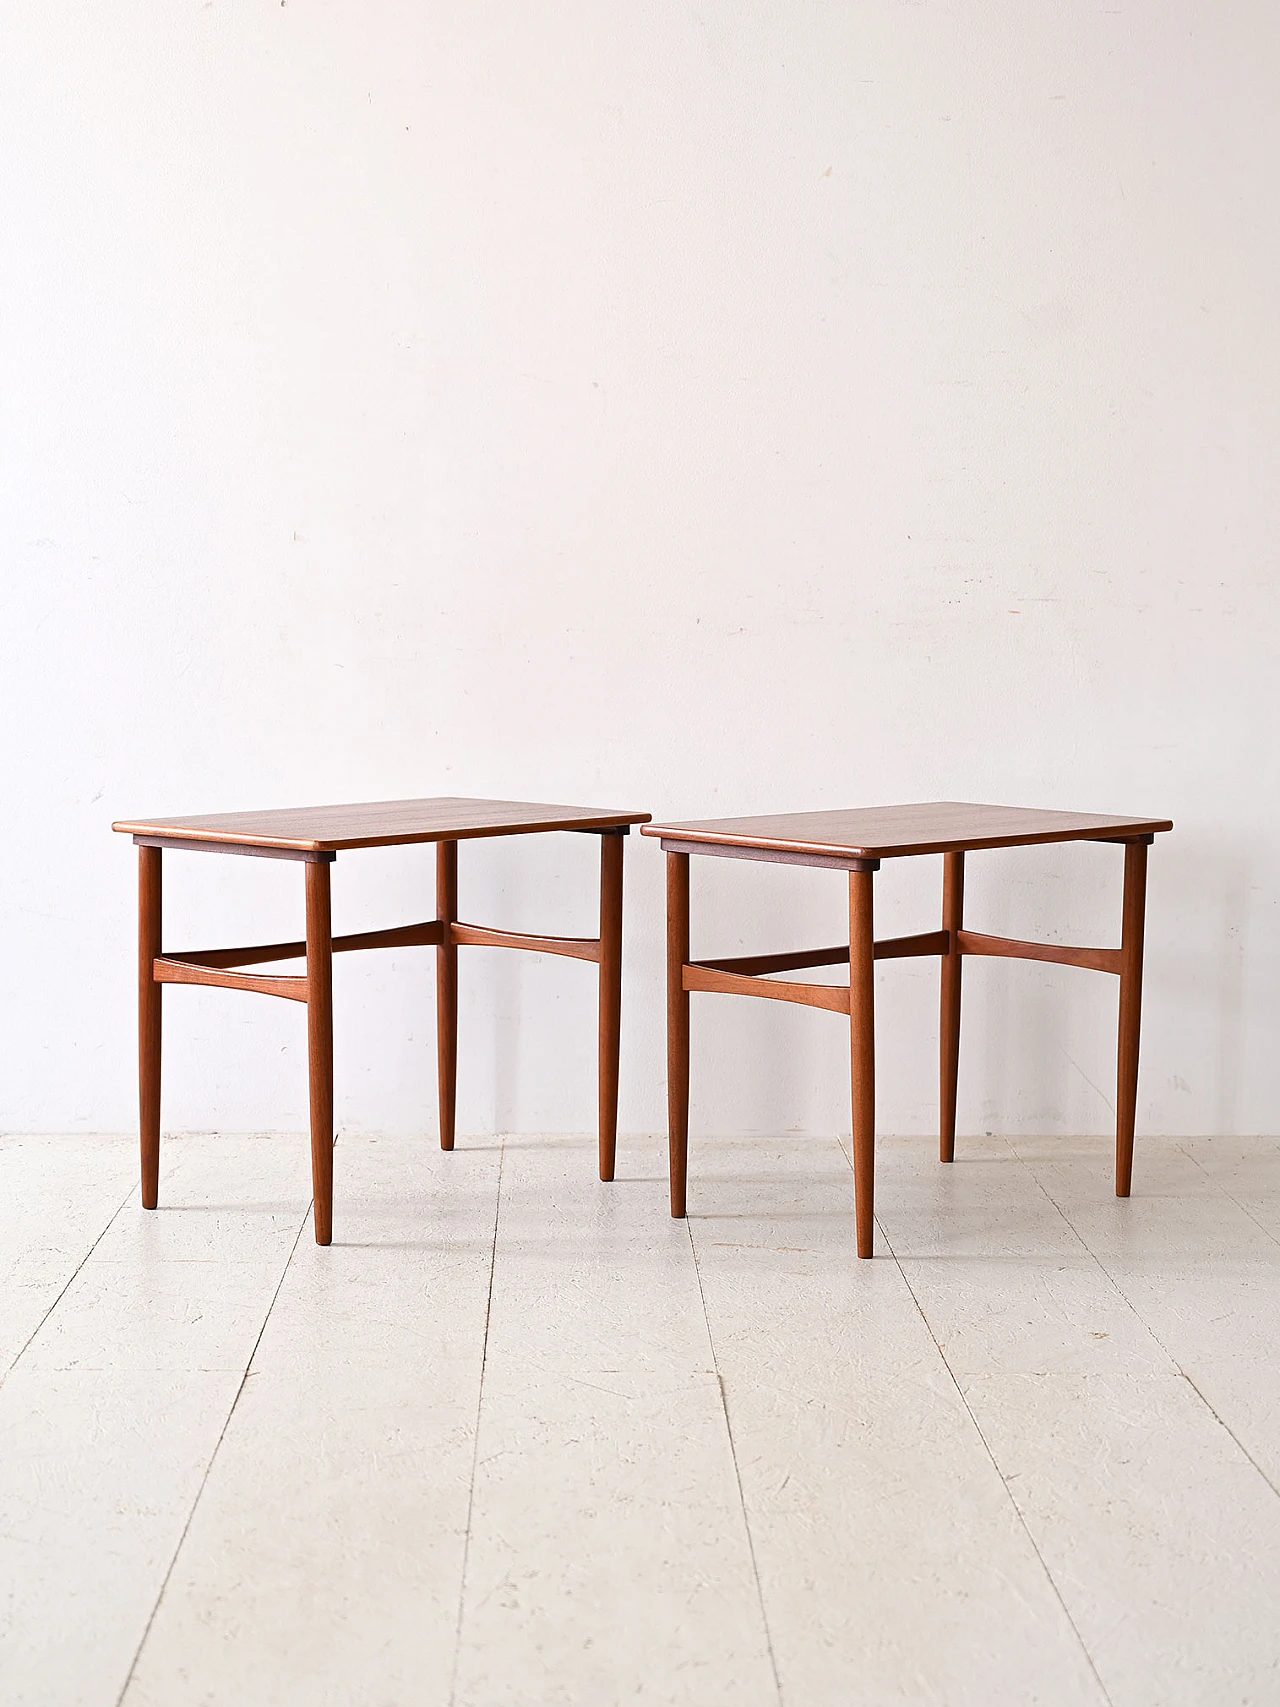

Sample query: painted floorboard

[453,1136,777,1707]
[691,1134,1107,1707]
[0,1136,310,1707]
[2,1130,1278,1707]
[0,1135,137,1378]
[123,1133,501,1707]
[883,1133,1280,1707]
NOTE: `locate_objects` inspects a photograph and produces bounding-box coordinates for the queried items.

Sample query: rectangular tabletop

[114,797,651,854]
[643,801,1173,862]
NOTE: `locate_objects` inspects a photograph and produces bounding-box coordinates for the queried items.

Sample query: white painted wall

[2,3,1277,1145]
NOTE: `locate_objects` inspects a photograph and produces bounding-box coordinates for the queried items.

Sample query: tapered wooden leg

[138,844,162,1210]
[940,850,964,1163]
[436,840,458,1152]
[597,833,624,1182]
[849,867,877,1257]
[1115,838,1148,1198]
[667,851,690,1218]
[305,860,334,1246]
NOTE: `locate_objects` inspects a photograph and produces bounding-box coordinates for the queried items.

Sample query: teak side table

[641,801,1173,1258]
[113,797,651,1244]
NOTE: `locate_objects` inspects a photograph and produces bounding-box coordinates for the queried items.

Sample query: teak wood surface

[116,798,650,1244]
[642,800,1173,863]
[650,802,1172,1258]
[114,796,650,853]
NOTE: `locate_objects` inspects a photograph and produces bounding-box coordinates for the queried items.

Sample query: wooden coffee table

[113,797,651,1244]
[641,802,1173,1257]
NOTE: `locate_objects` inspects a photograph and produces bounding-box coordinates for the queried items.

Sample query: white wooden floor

[2,1130,1280,1707]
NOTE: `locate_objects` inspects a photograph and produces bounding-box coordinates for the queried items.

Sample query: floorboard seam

[1022,1152,1183,1349]
[1176,1372,1280,1500]
[1,1179,136,1389]
[448,1136,504,1707]
[881,1222,1118,1707]
[1027,1162,1280,1506]
[1177,1141,1280,1252]
[837,1136,1118,1707]
[685,1218,785,1707]
[111,1195,313,1707]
